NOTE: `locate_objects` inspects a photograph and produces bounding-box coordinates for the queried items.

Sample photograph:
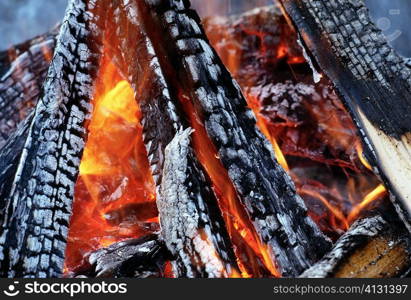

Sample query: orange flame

[347,184,387,224]
[64,56,157,274]
[247,86,387,233]
[356,142,373,171]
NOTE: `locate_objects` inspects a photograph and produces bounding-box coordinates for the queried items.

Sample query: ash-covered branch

[159,128,238,278]
[0,112,33,221]
[109,1,239,277]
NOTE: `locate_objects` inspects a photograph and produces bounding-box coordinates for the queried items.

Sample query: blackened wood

[159,129,239,277]
[0,113,33,221]
[300,211,411,278]
[140,0,332,277]
[109,0,182,186]
[203,6,366,172]
[0,29,58,149]
[0,0,106,278]
[81,235,169,278]
[203,4,303,79]
[279,0,411,232]
[0,27,58,78]
[109,1,239,277]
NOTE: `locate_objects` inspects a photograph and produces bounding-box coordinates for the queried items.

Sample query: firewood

[0,26,58,78]
[203,6,364,172]
[0,0,107,278]
[0,28,58,149]
[300,209,411,278]
[0,112,33,218]
[108,0,185,187]
[279,0,411,232]
[135,0,332,277]
[159,128,239,277]
[110,2,239,277]
[107,0,332,276]
[77,235,169,278]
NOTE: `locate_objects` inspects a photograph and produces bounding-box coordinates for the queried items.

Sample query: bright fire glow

[64,56,157,274]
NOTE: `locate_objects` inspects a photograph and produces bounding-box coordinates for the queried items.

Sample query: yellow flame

[356,142,372,171]
[347,184,387,223]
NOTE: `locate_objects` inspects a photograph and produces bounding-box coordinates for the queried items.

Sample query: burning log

[301,209,411,278]
[103,0,332,277]
[279,0,411,232]
[109,0,184,186]
[0,28,58,148]
[0,113,33,214]
[0,0,106,277]
[159,128,239,277]
[138,0,331,277]
[4,0,404,279]
[105,1,239,277]
[77,235,169,278]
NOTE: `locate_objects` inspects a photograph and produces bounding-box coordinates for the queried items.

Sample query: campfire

[0,0,410,278]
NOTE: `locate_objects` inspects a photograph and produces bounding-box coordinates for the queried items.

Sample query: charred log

[203,6,365,172]
[301,209,411,278]
[0,26,58,78]
[279,0,411,232]
[108,2,239,277]
[0,0,106,278]
[0,113,33,220]
[76,235,169,278]
[0,28,58,149]
[159,128,239,277]
[136,0,331,277]
[108,0,183,187]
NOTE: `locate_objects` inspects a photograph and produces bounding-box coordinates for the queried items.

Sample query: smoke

[0,0,67,50]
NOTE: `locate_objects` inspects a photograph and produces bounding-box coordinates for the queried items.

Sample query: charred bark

[77,235,169,278]
[0,113,34,220]
[0,0,106,278]
[159,129,239,277]
[109,1,239,277]
[279,0,411,232]
[301,210,411,278]
[136,0,332,277]
[0,27,58,78]
[0,28,58,149]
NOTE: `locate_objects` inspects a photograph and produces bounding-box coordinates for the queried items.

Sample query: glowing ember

[64,56,157,274]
